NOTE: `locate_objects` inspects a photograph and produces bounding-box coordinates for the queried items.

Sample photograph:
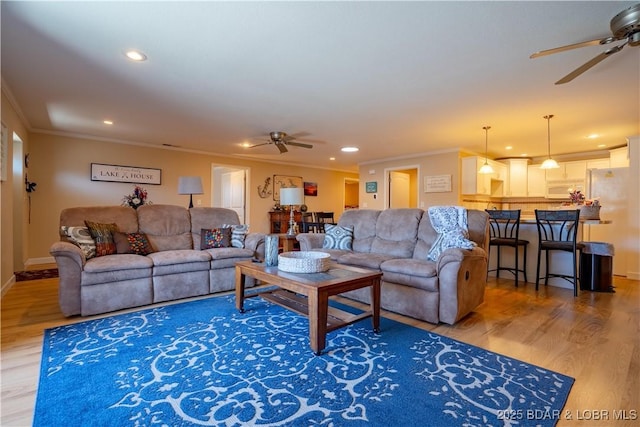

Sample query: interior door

[389,171,410,208]
[221,169,246,223]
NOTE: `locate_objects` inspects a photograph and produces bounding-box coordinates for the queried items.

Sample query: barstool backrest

[534,209,580,245]
[486,209,521,240]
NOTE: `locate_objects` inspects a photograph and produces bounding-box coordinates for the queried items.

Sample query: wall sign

[365,181,378,193]
[424,174,452,193]
[91,163,162,185]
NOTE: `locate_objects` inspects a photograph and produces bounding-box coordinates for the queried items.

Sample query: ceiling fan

[249,131,313,154]
[530,3,640,84]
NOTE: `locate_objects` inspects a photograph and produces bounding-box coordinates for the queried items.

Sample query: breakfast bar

[487,214,613,291]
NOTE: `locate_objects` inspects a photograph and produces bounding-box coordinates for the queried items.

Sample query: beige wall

[358,150,461,210]
[25,132,357,262]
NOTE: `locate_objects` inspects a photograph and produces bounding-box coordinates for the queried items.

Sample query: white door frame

[383,164,420,209]
[211,163,250,224]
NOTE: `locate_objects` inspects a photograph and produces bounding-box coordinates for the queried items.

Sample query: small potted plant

[122,185,149,209]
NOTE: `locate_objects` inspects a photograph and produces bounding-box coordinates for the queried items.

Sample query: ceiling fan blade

[284,132,311,141]
[249,142,271,148]
[555,43,626,84]
[275,142,288,153]
[530,36,616,58]
[285,141,313,149]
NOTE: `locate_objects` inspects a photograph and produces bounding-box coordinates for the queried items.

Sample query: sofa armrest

[49,241,86,317]
[436,247,488,325]
[296,233,325,251]
[245,232,265,259]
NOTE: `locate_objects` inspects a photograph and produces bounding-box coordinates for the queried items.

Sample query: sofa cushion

[322,224,354,250]
[189,207,242,249]
[138,204,193,251]
[61,226,96,259]
[336,209,381,253]
[148,249,211,276]
[60,206,138,234]
[81,254,153,286]
[337,252,397,270]
[370,209,422,258]
[380,258,438,292]
[84,221,118,256]
[200,228,232,249]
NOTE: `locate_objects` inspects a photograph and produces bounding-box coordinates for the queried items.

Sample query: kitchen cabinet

[527,165,546,197]
[586,158,610,170]
[609,147,629,167]
[503,158,529,197]
[461,157,506,195]
[544,160,586,181]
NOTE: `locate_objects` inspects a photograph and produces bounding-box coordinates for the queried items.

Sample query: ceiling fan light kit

[478,126,495,174]
[540,114,560,170]
[530,3,640,84]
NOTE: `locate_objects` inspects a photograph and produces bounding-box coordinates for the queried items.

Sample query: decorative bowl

[278,251,331,273]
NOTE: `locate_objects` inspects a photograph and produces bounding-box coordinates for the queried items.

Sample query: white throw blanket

[427,206,476,261]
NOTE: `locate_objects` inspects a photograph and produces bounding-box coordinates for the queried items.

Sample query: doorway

[344,178,359,210]
[385,166,419,209]
[211,164,250,224]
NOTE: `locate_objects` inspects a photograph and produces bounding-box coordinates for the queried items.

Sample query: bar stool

[485,209,529,286]
[534,209,585,296]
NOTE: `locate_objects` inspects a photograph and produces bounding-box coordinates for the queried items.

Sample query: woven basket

[278,251,331,273]
[579,205,601,220]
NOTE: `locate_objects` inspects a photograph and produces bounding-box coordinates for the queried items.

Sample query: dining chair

[314,212,335,225]
[534,209,584,296]
[485,209,529,287]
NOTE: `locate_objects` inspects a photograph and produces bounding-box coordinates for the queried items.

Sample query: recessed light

[341,146,359,152]
[103,120,113,125]
[520,153,528,157]
[124,50,147,61]
[587,134,599,139]
[329,157,336,161]
[240,142,252,148]
[597,144,607,148]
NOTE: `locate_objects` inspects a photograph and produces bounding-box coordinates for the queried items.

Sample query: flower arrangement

[568,189,585,205]
[122,185,149,209]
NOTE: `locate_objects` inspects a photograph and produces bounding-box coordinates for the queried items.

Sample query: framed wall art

[304,181,318,196]
[91,163,162,185]
[365,181,377,193]
[424,174,452,193]
[273,175,303,201]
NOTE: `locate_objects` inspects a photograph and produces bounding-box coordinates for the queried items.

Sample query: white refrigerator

[585,167,630,276]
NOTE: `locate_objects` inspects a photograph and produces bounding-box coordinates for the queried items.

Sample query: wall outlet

[196,199,202,206]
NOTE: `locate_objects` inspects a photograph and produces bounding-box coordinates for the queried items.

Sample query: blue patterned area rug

[34,295,573,426]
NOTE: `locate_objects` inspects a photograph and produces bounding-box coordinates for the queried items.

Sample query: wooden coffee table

[235,260,382,355]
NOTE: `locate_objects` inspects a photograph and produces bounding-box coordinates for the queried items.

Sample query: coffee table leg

[235,267,246,313]
[308,291,328,355]
[371,278,381,333]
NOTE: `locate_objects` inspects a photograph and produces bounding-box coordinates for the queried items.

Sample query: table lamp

[279,187,304,236]
[178,176,204,208]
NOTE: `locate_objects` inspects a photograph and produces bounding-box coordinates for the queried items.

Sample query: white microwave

[545,181,585,199]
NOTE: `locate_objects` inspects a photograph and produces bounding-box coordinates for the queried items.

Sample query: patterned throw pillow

[200,228,232,249]
[61,226,96,259]
[84,221,118,257]
[114,231,154,255]
[322,224,354,250]
[222,224,249,248]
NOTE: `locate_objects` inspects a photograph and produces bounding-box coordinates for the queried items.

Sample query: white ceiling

[2,1,639,172]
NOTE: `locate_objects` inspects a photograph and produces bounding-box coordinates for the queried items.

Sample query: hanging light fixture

[478,125,494,174]
[540,114,559,169]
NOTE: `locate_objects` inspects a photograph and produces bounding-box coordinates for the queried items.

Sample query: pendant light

[540,114,559,169]
[478,126,494,174]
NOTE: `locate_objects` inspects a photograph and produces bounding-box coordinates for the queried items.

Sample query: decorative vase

[264,234,279,266]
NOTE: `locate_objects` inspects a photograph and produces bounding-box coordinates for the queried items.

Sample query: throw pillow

[84,221,118,257]
[61,226,96,259]
[222,224,249,248]
[114,231,155,255]
[126,232,154,255]
[200,228,232,249]
[322,224,354,250]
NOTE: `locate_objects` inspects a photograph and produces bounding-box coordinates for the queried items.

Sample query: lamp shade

[178,176,203,195]
[280,187,304,205]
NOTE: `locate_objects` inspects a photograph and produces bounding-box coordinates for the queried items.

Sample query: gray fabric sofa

[50,205,264,317]
[296,208,489,325]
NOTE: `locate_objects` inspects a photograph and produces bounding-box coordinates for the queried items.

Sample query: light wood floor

[2,273,638,426]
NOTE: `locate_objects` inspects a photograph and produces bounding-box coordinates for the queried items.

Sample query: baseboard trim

[1,275,16,298]
[25,256,55,266]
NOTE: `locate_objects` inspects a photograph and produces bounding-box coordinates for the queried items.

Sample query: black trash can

[580,242,615,292]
